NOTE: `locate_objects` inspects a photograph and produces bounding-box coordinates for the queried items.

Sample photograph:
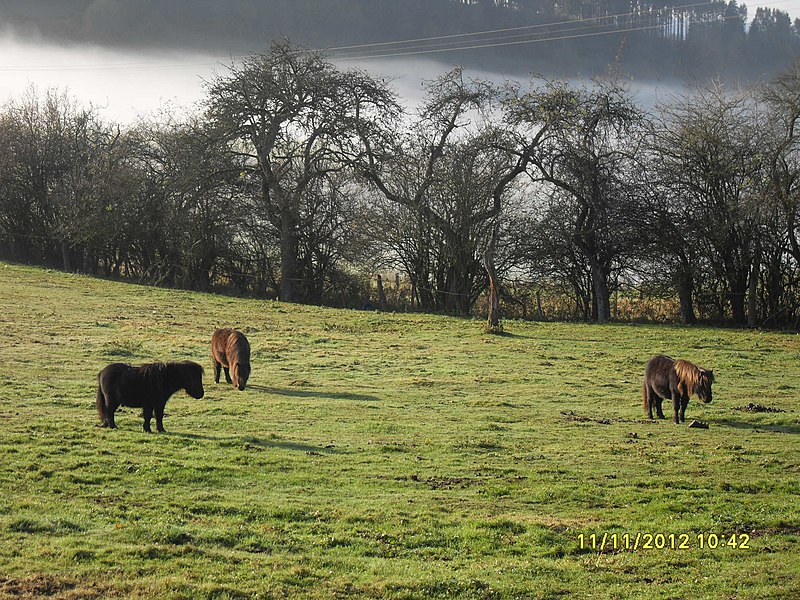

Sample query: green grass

[0,261,798,599]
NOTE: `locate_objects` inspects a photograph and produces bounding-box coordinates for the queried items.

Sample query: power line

[332,23,665,61]
[328,1,746,61]
[326,0,723,53]
[330,19,625,59]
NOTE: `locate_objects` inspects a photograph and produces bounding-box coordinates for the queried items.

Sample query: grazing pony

[642,355,714,424]
[211,328,251,391]
[96,361,204,432]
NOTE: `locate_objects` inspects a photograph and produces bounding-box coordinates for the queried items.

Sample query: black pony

[96,361,204,432]
[642,355,714,424]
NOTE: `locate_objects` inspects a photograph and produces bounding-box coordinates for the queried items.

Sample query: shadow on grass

[247,384,380,402]
[489,331,531,339]
[170,431,345,453]
[715,419,800,434]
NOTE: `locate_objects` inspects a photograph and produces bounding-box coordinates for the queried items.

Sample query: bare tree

[503,77,649,323]
[205,40,394,303]
[655,81,766,325]
[762,62,800,267]
[359,67,494,312]
[122,115,251,290]
[0,86,127,272]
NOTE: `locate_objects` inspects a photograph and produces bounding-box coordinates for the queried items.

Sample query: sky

[772,1,800,20]
[1,1,799,123]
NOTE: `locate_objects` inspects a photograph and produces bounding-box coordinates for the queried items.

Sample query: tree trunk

[8,235,19,261]
[748,236,761,328]
[786,205,800,265]
[483,223,502,332]
[376,274,388,311]
[589,259,611,323]
[61,240,72,272]
[729,281,747,325]
[536,289,544,320]
[197,264,211,291]
[81,247,94,274]
[279,208,298,303]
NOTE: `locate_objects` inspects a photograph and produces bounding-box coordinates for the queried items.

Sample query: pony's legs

[98,389,118,428]
[213,361,222,384]
[644,385,666,419]
[105,403,118,429]
[223,367,232,384]
[155,405,166,433]
[142,406,154,433]
[679,396,689,422]
[671,394,681,424]
[654,396,666,419]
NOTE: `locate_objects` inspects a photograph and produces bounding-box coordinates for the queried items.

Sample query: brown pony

[211,328,251,391]
[96,361,204,432]
[642,355,714,424]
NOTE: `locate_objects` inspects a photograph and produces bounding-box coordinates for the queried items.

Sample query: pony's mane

[673,359,702,389]
[137,362,168,392]
[178,361,204,376]
[138,361,203,385]
[139,362,166,375]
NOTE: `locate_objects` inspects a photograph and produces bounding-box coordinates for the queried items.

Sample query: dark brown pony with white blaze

[96,361,205,432]
[643,355,714,424]
[211,328,251,391]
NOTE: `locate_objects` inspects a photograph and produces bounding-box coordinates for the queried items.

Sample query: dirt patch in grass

[560,410,611,425]
[0,575,113,600]
[406,474,475,489]
[733,403,787,413]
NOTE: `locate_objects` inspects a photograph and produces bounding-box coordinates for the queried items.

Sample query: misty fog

[0,30,685,124]
[0,30,224,122]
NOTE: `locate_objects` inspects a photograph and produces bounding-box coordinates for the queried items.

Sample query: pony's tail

[96,383,106,424]
[642,379,649,416]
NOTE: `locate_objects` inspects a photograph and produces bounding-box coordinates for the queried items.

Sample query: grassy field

[0,262,798,599]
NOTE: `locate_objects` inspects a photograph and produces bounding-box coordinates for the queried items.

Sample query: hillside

[0,262,798,598]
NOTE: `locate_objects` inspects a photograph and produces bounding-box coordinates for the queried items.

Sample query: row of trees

[1,41,799,327]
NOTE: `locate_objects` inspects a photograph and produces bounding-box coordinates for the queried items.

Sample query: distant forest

[1,0,800,79]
